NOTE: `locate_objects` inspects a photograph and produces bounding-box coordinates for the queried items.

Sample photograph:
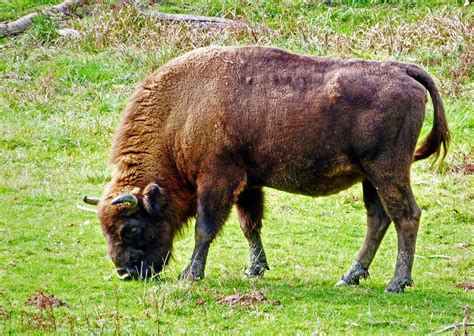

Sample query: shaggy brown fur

[91,46,449,292]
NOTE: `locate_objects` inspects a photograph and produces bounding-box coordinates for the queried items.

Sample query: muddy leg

[179,170,246,281]
[337,180,392,286]
[385,196,421,293]
[236,188,269,278]
[371,177,421,293]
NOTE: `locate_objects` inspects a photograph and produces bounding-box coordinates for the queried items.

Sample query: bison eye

[121,225,142,240]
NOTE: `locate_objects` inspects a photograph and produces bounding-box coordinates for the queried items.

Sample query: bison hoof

[178,266,204,282]
[337,261,369,286]
[243,263,270,279]
[385,277,413,293]
[335,279,350,287]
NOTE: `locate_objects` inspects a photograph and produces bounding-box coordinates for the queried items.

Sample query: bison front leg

[179,169,246,282]
[236,188,269,278]
[178,215,216,281]
[337,180,391,286]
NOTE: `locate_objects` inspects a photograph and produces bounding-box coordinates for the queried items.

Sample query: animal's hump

[160,45,300,68]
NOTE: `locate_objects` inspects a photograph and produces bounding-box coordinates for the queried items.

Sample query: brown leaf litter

[217,291,268,306]
[456,282,474,292]
[26,293,67,309]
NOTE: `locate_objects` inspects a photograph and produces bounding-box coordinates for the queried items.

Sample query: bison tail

[406,65,450,163]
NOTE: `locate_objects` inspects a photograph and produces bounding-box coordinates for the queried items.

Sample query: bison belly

[261,156,365,197]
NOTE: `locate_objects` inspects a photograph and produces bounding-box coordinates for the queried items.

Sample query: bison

[83,46,449,293]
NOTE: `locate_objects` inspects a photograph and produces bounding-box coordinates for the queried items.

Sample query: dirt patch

[26,293,67,309]
[217,291,268,306]
[450,163,474,175]
[196,298,205,306]
[449,152,474,175]
[0,307,9,319]
[456,282,474,292]
[461,163,474,175]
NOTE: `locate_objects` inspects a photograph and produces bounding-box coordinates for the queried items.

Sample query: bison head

[83,182,173,280]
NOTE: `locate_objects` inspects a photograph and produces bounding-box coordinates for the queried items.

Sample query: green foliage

[0,0,473,334]
[0,0,61,22]
[31,14,59,44]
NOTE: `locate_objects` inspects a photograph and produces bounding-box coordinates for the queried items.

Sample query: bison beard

[83,46,449,293]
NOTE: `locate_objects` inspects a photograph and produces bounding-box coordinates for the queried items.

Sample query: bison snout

[116,263,155,280]
[116,267,138,280]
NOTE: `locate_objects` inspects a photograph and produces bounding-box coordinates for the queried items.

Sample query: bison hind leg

[337,180,391,287]
[361,158,421,293]
[336,261,370,287]
[236,187,270,278]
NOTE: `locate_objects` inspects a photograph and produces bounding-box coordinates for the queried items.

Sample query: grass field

[1,1,473,334]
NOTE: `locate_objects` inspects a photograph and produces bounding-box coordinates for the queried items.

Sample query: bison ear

[142,182,163,214]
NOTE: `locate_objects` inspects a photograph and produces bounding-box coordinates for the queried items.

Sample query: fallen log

[0,0,86,38]
[131,0,242,26]
[1,0,241,38]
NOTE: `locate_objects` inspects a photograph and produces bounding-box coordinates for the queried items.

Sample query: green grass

[1,1,473,334]
[0,0,62,22]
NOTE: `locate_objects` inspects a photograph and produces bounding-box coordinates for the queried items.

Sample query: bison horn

[77,203,97,213]
[111,193,138,209]
[83,196,100,205]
